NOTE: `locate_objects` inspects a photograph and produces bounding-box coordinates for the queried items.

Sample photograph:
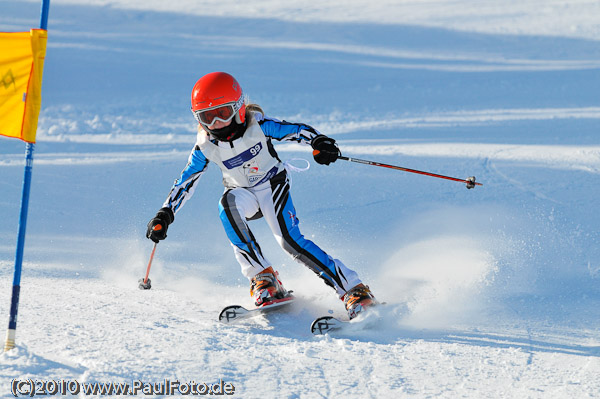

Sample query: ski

[218,295,295,323]
[310,316,347,335]
[310,302,387,335]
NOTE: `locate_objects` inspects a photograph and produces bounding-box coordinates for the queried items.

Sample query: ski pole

[138,241,158,290]
[337,155,482,189]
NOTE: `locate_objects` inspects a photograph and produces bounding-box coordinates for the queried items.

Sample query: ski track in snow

[2,144,599,178]
[17,0,600,41]
[3,140,599,175]
[29,106,600,141]
[1,269,599,398]
[2,1,600,398]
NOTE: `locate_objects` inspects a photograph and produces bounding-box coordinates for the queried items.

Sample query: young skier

[146,72,375,319]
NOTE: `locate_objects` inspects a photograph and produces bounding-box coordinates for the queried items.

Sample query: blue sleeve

[257,114,322,145]
[163,146,209,214]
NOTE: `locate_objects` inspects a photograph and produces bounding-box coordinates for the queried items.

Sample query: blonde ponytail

[246,103,264,118]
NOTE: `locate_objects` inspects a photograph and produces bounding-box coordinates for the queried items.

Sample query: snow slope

[1,1,599,397]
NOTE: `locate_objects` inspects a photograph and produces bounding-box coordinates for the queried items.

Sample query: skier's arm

[146,146,209,243]
[163,146,209,214]
[257,113,340,165]
[256,113,321,145]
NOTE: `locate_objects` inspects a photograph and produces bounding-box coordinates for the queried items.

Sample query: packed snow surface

[1,1,599,398]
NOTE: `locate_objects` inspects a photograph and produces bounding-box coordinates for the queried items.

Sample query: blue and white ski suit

[163,112,361,297]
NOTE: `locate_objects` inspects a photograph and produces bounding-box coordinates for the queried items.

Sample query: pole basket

[138,278,152,290]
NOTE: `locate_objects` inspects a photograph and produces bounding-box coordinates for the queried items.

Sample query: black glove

[146,207,174,243]
[311,135,339,165]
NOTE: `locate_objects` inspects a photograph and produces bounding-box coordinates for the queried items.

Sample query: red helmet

[191,72,246,127]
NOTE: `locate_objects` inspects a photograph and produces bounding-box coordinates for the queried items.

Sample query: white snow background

[1,0,600,397]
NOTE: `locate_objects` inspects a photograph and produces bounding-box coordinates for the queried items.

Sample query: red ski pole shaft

[143,242,157,284]
[338,155,483,188]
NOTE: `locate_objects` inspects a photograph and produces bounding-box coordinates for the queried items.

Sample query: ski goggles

[192,96,244,126]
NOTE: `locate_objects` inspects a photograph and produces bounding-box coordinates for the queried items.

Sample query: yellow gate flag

[0,29,47,143]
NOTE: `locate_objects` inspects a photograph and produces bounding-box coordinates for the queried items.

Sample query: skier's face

[208,119,232,130]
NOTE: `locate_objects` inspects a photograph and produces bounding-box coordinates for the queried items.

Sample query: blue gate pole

[4,0,50,352]
[4,144,34,351]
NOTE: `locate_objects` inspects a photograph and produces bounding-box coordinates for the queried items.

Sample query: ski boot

[343,283,376,320]
[250,267,289,307]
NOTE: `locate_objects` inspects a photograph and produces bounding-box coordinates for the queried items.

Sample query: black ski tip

[219,305,247,323]
[138,278,151,290]
[310,316,339,335]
